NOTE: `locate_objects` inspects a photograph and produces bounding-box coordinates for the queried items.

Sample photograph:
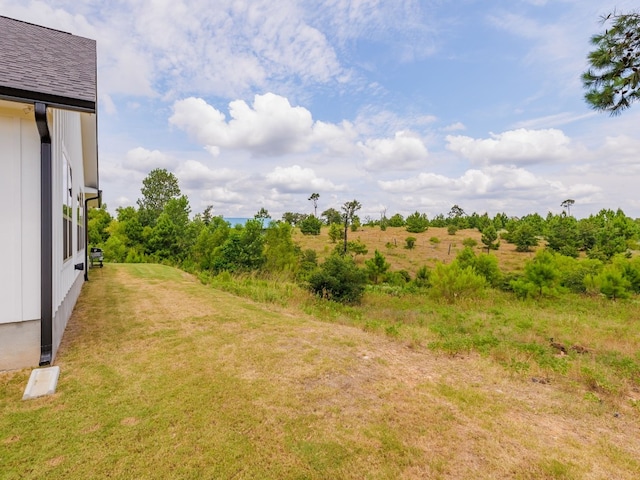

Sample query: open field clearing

[293,226,542,274]
[2,263,640,479]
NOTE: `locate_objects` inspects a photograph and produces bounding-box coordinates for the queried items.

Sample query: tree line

[88,169,640,304]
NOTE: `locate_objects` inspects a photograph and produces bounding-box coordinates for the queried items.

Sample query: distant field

[2,264,639,479]
[293,225,538,274]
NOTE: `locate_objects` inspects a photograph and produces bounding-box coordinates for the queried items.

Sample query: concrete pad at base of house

[22,366,60,400]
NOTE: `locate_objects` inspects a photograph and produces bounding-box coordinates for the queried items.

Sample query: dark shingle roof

[0,16,96,112]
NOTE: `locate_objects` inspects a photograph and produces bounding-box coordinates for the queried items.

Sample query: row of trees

[88,169,640,304]
[286,197,640,262]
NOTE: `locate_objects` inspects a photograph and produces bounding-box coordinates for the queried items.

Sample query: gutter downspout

[35,102,53,366]
[83,190,102,281]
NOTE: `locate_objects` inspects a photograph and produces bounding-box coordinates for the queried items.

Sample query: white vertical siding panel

[0,115,23,324]
[20,117,41,321]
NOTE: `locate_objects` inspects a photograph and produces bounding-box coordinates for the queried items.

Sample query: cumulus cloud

[446,128,572,165]
[358,131,429,171]
[265,165,344,193]
[378,165,600,204]
[170,93,360,157]
[125,147,174,172]
[170,94,314,155]
[175,160,240,190]
[201,187,244,205]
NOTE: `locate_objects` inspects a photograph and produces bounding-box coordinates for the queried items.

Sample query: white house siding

[50,108,87,362]
[0,105,41,369]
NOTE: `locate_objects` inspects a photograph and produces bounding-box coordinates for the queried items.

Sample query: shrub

[344,239,368,258]
[365,250,390,284]
[405,236,417,249]
[455,247,501,286]
[554,256,603,293]
[388,213,405,227]
[386,270,411,286]
[296,249,318,281]
[414,265,430,287]
[429,261,486,302]
[614,255,640,293]
[447,225,458,235]
[299,215,323,235]
[595,265,632,300]
[481,225,500,252]
[328,223,343,243]
[510,250,560,298]
[405,211,429,233]
[462,237,478,248]
[307,254,368,303]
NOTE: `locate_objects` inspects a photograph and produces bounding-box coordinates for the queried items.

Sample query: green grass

[2,264,640,479]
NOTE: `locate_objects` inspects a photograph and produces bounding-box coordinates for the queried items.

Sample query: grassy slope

[1,264,640,479]
[293,225,537,274]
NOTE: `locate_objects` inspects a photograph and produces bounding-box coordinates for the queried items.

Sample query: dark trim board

[0,88,95,113]
[35,102,53,366]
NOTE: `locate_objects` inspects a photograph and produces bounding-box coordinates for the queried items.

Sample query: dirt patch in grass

[2,264,639,479]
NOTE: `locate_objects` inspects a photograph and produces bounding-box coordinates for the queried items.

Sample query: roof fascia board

[0,88,95,113]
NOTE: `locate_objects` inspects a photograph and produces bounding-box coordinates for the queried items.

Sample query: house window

[62,154,73,261]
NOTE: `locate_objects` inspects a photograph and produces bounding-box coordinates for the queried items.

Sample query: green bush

[554,256,603,293]
[307,254,368,303]
[414,265,430,287]
[297,249,318,281]
[595,265,632,300]
[365,250,390,284]
[428,261,486,302]
[386,270,411,286]
[462,238,478,248]
[405,211,429,233]
[405,236,417,249]
[299,215,323,235]
[388,213,405,227]
[510,250,560,298]
[328,223,343,243]
[455,247,501,286]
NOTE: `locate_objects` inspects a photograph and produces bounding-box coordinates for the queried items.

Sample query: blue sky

[2,0,639,220]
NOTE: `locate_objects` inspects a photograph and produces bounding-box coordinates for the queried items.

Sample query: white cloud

[600,135,640,166]
[312,0,438,60]
[170,93,363,158]
[125,147,174,172]
[441,122,466,132]
[175,160,240,190]
[378,164,603,215]
[265,165,344,193]
[358,131,429,171]
[446,128,572,165]
[201,187,244,205]
[512,112,596,130]
[0,0,345,99]
[170,94,317,156]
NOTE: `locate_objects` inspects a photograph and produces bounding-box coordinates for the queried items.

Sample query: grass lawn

[2,263,640,479]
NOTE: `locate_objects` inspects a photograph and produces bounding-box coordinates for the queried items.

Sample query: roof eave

[0,86,95,113]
